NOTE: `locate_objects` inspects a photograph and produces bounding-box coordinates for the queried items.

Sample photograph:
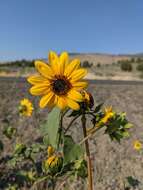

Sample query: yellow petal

[27,75,47,85]
[35,60,54,79]
[67,98,80,110]
[64,59,80,77]
[57,96,67,109]
[72,81,88,90]
[48,51,59,64]
[48,51,61,75]
[39,92,54,108]
[70,69,87,82]
[59,52,69,74]
[30,84,50,95]
[68,89,83,102]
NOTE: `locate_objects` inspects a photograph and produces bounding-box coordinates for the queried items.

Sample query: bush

[120,61,132,72]
[97,62,101,68]
[130,58,135,63]
[82,60,93,68]
[136,57,143,63]
[136,63,143,71]
[0,59,34,67]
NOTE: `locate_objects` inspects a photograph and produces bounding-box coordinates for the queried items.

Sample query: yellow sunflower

[27,51,88,110]
[19,98,34,116]
[100,106,114,124]
[133,140,142,151]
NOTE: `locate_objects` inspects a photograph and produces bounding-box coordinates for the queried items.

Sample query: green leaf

[3,126,17,139]
[68,110,81,117]
[124,123,133,129]
[43,135,49,146]
[40,107,61,148]
[64,135,83,164]
[14,143,26,155]
[74,159,87,178]
[94,103,103,113]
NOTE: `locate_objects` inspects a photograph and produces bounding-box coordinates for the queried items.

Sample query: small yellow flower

[95,106,114,127]
[133,140,142,150]
[101,106,114,124]
[44,154,63,175]
[46,155,59,167]
[47,146,55,157]
[19,98,33,116]
[27,51,88,110]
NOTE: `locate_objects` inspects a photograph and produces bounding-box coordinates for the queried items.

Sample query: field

[0,77,143,190]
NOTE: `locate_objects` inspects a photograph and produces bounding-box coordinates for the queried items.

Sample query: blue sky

[0,0,143,61]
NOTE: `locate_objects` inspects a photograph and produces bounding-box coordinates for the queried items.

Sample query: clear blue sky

[0,0,143,61]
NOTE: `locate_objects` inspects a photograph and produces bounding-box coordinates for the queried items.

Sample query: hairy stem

[57,111,64,149]
[79,125,104,145]
[81,114,93,190]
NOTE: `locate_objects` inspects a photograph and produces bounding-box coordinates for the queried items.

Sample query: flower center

[19,105,27,113]
[52,78,71,95]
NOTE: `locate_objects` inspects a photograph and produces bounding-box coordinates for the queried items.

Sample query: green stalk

[57,111,63,149]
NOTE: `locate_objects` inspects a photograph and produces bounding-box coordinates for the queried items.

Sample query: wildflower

[100,106,114,124]
[133,140,142,151]
[47,146,55,156]
[27,51,88,110]
[44,154,63,175]
[19,98,33,116]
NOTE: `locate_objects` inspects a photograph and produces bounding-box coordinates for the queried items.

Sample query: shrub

[130,58,135,63]
[120,61,132,72]
[82,60,93,68]
[136,63,143,72]
[136,57,143,63]
[97,62,101,68]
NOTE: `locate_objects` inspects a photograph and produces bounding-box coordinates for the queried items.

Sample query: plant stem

[81,114,93,190]
[57,111,63,149]
[51,178,56,190]
[79,125,104,145]
[64,115,80,134]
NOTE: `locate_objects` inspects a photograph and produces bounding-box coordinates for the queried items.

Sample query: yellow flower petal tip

[47,146,55,157]
[133,140,142,151]
[19,98,33,117]
[97,106,115,126]
[27,51,88,110]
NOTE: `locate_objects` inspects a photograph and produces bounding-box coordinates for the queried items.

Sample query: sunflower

[19,98,34,116]
[133,140,142,151]
[100,106,114,124]
[27,51,88,110]
[44,154,63,175]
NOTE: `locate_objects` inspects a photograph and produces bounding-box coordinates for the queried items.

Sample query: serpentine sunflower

[19,98,33,116]
[133,140,142,151]
[27,51,88,110]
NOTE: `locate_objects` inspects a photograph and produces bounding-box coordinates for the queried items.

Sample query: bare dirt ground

[0,77,143,190]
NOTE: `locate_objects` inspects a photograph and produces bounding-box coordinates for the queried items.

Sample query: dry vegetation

[1,53,143,81]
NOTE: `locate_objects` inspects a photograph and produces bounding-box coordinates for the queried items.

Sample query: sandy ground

[0,71,143,82]
[0,78,143,189]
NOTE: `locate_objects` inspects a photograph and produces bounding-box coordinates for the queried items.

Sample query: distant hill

[1,52,143,66]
